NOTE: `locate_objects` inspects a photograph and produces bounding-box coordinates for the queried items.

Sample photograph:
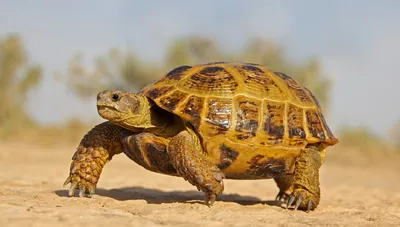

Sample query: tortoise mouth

[97,106,121,120]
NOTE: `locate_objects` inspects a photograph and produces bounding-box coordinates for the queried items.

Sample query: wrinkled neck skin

[148,109,185,137]
[115,97,184,137]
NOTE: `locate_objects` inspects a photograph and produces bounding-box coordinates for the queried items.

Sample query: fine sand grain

[0,142,399,227]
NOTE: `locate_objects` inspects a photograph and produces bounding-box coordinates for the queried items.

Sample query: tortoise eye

[112,93,120,101]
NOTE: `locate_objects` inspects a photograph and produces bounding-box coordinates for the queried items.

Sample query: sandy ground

[0,142,399,227]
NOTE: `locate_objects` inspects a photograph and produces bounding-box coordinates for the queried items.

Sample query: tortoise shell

[140,62,338,178]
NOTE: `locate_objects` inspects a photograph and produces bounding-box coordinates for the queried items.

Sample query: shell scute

[164,65,192,80]
[234,65,287,101]
[262,101,285,141]
[287,104,306,139]
[305,109,326,140]
[158,90,188,111]
[247,154,287,178]
[199,66,226,75]
[145,86,175,100]
[217,144,240,170]
[234,95,261,140]
[242,64,264,74]
[206,98,232,130]
[180,95,204,119]
[178,66,238,96]
[274,71,314,105]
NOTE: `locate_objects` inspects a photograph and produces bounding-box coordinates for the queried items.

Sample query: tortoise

[64,62,338,211]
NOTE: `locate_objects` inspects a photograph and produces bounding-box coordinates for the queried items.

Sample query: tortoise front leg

[286,146,322,211]
[168,130,225,206]
[64,121,131,197]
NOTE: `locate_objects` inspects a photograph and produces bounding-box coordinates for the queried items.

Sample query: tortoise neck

[146,105,185,137]
[112,96,162,131]
[114,96,184,137]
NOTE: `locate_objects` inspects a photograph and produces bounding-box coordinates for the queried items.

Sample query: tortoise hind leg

[287,146,322,211]
[168,130,225,206]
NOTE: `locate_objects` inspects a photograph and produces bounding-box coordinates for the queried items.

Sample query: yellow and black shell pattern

[140,62,338,177]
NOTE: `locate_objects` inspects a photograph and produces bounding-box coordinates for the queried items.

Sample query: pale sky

[1,0,399,136]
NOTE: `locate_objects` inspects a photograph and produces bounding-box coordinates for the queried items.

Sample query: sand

[0,142,399,227]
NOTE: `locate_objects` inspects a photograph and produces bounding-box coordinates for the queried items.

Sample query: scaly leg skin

[287,146,322,212]
[274,174,294,202]
[168,130,225,206]
[63,121,131,197]
[122,132,177,175]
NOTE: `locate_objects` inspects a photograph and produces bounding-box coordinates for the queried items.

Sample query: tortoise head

[96,90,154,129]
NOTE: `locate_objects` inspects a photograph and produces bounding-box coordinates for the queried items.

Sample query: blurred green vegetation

[0,33,398,161]
[0,34,42,134]
[389,120,400,151]
[327,124,400,166]
[338,125,384,147]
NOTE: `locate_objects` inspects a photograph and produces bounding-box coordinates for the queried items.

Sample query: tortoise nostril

[97,91,112,101]
[97,91,104,101]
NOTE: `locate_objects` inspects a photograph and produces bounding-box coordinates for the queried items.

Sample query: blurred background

[0,0,399,164]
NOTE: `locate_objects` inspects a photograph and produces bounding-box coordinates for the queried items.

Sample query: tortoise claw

[64,173,97,198]
[275,192,282,201]
[66,180,96,198]
[205,193,217,207]
[307,200,313,213]
[68,182,77,197]
[88,187,96,198]
[275,191,289,202]
[286,195,296,209]
[286,189,317,211]
[79,186,86,197]
[63,176,71,187]
[294,194,303,210]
